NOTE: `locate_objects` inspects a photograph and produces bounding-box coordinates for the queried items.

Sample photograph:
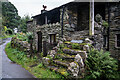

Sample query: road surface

[0,38,34,79]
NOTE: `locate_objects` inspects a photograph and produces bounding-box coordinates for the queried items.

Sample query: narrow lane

[1,38,34,78]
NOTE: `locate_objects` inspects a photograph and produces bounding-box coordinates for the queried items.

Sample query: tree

[19,15,31,33]
[2,2,21,29]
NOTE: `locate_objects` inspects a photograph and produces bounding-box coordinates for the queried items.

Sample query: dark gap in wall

[95,2,106,20]
[77,2,89,31]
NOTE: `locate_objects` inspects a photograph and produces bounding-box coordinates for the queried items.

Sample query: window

[49,33,56,44]
[116,34,120,48]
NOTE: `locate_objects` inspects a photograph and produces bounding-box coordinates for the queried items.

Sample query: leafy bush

[5,28,14,35]
[85,49,118,79]
[38,63,43,68]
[16,32,28,41]
[16,32,33,42]
[102,21,108,28]
[26,32,33,43]
[3,26,7,32]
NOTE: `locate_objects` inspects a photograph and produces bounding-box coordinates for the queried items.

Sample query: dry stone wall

[36,22,61,42]
[108,3,120,60]
[11,37,30,53]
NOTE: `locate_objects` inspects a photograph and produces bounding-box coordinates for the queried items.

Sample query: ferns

[85,49,118,79]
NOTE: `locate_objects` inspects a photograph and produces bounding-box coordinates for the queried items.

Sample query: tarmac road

[0,38,34,79]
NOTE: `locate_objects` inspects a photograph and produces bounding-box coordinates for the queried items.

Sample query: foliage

[40,52,43,57]
[5,28,14,35]
[85,49,119,79]
[71,43,80,49]
[2,2,20,29]
[2,2,31,33]
[38,63,43,68]
[5,42,63,78]
[3,26,8,32]
[26,32,33,43]
[19,15,31,33]
[16,32,33,43]
[102,21,108,28]
[16,32,28,41]
[59,43,65,49]
[0,26,15,39]
[1,26,7,38]
[0,35,15,39]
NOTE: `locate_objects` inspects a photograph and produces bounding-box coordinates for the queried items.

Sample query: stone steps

[43,40,89,78]
[64,42,87,46]
[48,65,69,77]
[57,53,75,61]
[53,60,71,68]
[63,48,87,60]
[64,42,87,50]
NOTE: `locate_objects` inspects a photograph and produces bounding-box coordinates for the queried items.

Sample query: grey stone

[95,14,102,22]
[83,45,89,52]
[48,50,56,58]
[66,27,74,32]
[68,62,79,77]
[65,24,71,28]
[75,54,84,68]
[85,38,93,45]
[63,49,87,60]
[42,57,50,66]
[71,24,75,28]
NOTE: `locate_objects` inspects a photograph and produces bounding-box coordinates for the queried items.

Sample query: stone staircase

[42,39,91,78]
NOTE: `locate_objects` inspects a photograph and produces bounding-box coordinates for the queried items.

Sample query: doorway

[37,31,42,53]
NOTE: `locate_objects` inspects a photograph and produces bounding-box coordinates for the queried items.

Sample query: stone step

[63,48,87,60]
[57,53,75,61]
[47,65,69,77]
[64,42,87,50]
[53,60,70,68]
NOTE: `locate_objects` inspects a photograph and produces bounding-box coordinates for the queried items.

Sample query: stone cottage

[27,1,120,60]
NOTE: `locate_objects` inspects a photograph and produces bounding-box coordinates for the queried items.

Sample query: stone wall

[32,22,62,52]
[60,5,77,40]
[36,22,61,42]
[27,21,34,32]
[31,3,111,53]
[31,5,105,52]
[108,3,120,60]
[11,37,30,53]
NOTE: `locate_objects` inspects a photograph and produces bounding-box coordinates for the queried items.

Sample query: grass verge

[5,42,63,78]
[0,35,15,39]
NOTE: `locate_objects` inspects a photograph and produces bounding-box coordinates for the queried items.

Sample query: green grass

[0,35,15,39]
[5,42,63,78]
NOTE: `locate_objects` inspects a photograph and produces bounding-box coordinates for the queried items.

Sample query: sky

[8,0,74,17]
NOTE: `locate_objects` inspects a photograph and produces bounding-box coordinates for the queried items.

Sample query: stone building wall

[36,22,61,42]
[32,4,105,51]
[27,21,34,32]
[11,37,30,53]
[60,6,77,40]
[108,3,120,60]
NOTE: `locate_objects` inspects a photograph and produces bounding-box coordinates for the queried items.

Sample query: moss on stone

[64,41,71,44]
[60,71,69,77]
[74,61,79,66]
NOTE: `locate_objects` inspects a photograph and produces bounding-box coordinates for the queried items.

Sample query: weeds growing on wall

[16,32,33,42]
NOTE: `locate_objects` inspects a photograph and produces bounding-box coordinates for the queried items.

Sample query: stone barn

[27,1,120,61]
